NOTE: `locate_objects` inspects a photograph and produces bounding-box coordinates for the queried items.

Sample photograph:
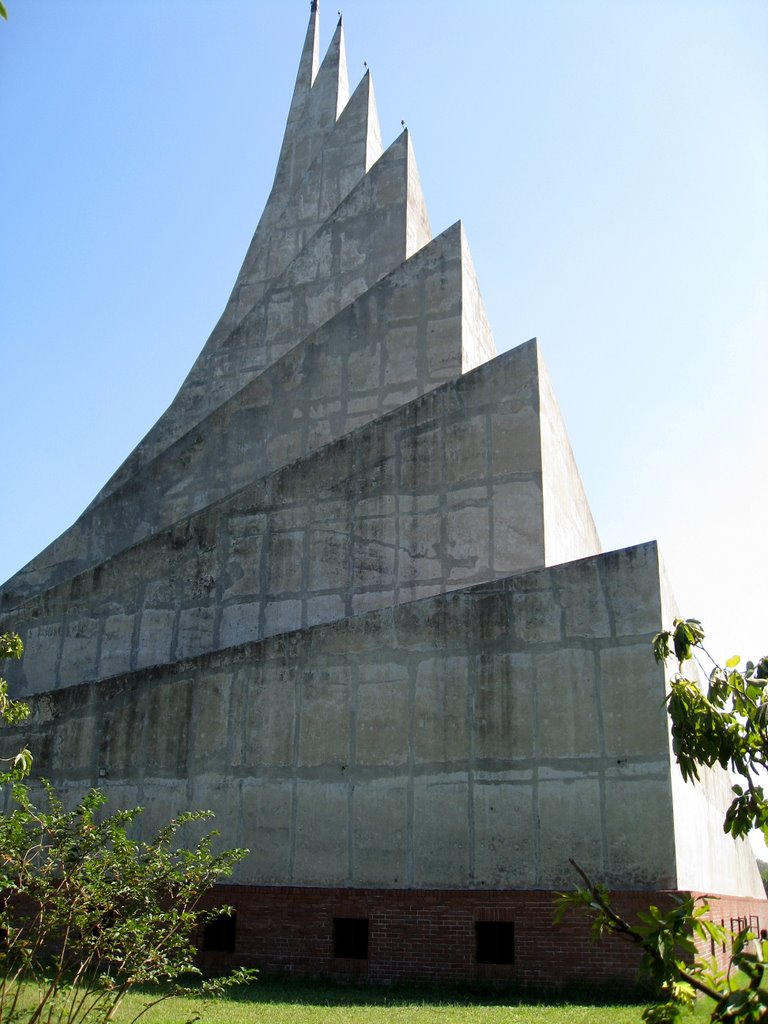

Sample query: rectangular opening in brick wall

[475,921,515,965]
[333,917,369,960]
[731,916,748,937]
[202,911,236,953]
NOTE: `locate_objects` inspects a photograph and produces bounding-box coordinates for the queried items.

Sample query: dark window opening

[731,915,749,943]
[475,921,515,964]
[202,911,236,953]
[333,916,368,959]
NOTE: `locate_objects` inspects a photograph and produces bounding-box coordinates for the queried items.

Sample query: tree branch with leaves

[0,632,32,781]
[557,619,768,1023]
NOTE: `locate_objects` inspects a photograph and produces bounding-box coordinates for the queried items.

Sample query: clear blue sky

[1,1,766,672]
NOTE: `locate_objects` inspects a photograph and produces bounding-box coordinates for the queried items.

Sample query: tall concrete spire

[281,3,320,141]
[307,13,349,130]
[262,7,349,238]
[228,69,384,320]
[207,8,355,343]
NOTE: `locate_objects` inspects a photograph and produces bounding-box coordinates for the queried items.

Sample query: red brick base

[197,884,768,989]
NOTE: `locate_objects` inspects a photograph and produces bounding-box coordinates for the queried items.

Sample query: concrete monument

[1,5,764,987]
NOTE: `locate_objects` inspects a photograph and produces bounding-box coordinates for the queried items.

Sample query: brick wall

[689,890,768,974]
[196,884,768,989]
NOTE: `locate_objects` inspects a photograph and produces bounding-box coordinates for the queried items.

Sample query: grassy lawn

[97,976,711,1024]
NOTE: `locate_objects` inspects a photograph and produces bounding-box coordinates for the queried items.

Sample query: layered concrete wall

[12,541,761,897]
[4,340,601,696]
[106,130,432,485]
[11,544,672,889]
[9,123,429,607]
[2,223,494,603]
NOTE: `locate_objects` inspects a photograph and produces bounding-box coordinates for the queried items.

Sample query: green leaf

[653,630,672,664]
[0,631,23,659]
[671,618,705,664]
[11,747,33,774]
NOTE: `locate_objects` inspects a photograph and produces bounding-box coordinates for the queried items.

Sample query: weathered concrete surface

[261,12,348,241]
[101,129,432,494]
[3,340,601,697]
[225,71,383,328]
[2,222,494,605]
[7,542,761,898]
[6,129,432,602]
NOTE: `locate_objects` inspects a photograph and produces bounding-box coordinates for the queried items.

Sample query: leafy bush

[1,633,255,1023]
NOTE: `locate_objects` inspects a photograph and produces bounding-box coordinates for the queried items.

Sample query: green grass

[100,976,712,1024]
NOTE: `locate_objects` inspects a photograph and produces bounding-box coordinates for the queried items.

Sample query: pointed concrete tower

[220,7,352,333]
[2,6,764,992]
[257,1,321,231]
[232,70,384,318]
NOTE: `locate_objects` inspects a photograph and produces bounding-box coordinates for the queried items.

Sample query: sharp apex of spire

[318,10,345,75]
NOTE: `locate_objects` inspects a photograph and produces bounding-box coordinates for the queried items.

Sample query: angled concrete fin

[321,69,382,210]
[457,223,497,372]
[0,224,477,606]
[535,344,601,564]
[265,5,320,222]
[83,131,426,503]
[404,131,432,258]
[227,129,423,372]
[363,72,384,172]
[3,342,555,692]
[308,14,350,127]
[287,4,320,116]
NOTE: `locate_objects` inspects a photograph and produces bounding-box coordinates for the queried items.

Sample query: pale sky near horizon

[1,0,766,682]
